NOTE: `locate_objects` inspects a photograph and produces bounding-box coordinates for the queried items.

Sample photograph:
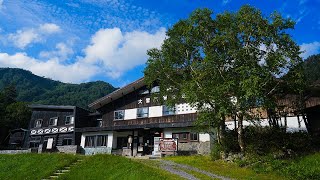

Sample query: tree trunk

[237,114,245,153]
[217,118,226,145]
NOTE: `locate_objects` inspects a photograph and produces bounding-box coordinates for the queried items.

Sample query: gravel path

[158,160,231,180]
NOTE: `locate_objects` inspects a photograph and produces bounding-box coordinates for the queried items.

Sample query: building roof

[29,104,77,110]
[89,77,145,109]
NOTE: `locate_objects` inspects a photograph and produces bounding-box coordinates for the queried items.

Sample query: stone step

[54,172,64,175]
[50,176,59,179]
[56,169,70,173]
[64,167,71,169]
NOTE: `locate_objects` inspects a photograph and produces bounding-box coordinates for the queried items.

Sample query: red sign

[159,138,178,152]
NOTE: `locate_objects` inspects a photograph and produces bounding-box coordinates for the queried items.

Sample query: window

[181,133,188,140]
[151,86,160,93]
[85,136,95,147]
[114,110,124,120]
[65,116,74,125]
[84,135,108,147]
[163,105,175,116]
[96,135,108,147]
[97,119,102,127]
[49,117,58,126]
[190,133,199,141]
[62,138,72,146]
[172,132,198,142]
[34,119,42,128]
[137,107,148,118]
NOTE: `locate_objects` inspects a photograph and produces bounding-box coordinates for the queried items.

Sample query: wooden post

[131,130,134,157]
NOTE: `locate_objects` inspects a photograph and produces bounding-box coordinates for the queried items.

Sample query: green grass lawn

[59,154,181,180]
[165,155,287,180]
[248,153,320,180]
[0,153,80,180]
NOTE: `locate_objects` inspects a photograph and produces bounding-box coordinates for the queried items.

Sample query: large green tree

[144,5,303,153]
[0,85,31,146]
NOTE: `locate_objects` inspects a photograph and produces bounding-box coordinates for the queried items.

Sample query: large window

[34,119,43,128]
[137,107,148,118]
[65,116,74,125]
[114,110,124,120]
[49,117,58,126]
[62,138,72,146]
[84,135,108,147]
[163,105,175,116]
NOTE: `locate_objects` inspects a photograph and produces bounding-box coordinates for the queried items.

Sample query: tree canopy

[144,5,303,152]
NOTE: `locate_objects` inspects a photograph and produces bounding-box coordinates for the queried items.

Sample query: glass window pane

[137,107,148,118]
[97,135,108,147]
[85,136,95,147]
[114,110,124,120]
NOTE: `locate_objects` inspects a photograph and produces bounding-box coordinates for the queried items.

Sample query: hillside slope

[0,68,117,108]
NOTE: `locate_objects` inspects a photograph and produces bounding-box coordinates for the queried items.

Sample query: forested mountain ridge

[304,54,320,85]
[0,68,117,108]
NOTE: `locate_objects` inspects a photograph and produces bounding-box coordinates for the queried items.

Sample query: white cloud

[83,27,166,78]
[8,23,61,49]
[300,41,320,59]
[39,23,61,34]
[0,52,98,83]
[0,27,166,83]
[0,0,3,9]
[39,42,73,61]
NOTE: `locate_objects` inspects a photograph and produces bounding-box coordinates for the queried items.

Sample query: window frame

[190,132,199,142]
[84,135,108,147]
[49,117,58,126]
[34,119,43,128]
[137,107,149,118]
[172,132,199,142]
[65,116,74,125]
[114,110,125,120]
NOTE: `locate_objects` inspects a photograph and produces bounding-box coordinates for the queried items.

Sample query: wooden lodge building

[79,78,211,156]
[19,77,320,156]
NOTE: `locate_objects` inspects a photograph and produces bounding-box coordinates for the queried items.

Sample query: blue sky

[0,0,319,87]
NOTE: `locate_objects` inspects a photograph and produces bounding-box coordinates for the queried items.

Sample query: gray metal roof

[29,104,76,110]
[88,77,145,109]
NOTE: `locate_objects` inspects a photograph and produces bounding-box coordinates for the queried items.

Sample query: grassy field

[165,155,286,180]
[0,153,80,180]
[166,153,320,180]
[59,154,181,180]
[247,153,320,180]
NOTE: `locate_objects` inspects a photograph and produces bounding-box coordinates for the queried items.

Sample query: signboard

[159,138,178,152]
[47,138,53,149]
[153,137,161,155]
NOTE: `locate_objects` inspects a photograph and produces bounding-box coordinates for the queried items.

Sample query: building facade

[26,105,91,153]
[78,78,212,156]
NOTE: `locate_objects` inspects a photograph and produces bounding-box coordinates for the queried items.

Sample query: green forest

[0,68,117,109]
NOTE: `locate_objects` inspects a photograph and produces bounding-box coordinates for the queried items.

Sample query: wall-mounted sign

[159,138,178,152]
